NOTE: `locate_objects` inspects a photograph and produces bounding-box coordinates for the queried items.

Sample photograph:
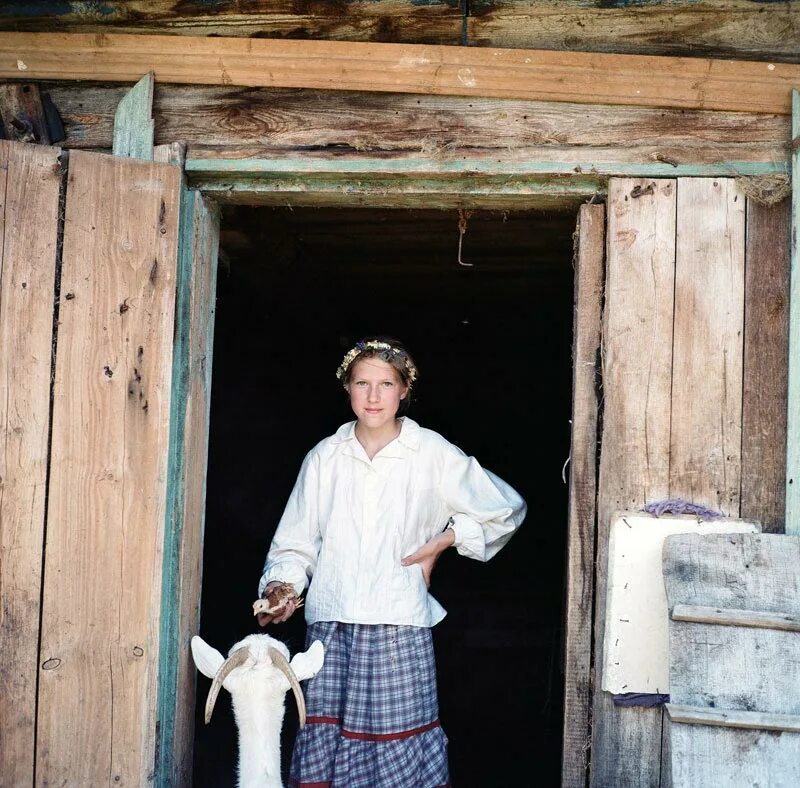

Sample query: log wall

[1,1,797,62]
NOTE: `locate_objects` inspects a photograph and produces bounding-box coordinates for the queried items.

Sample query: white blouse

[258,417,527,627]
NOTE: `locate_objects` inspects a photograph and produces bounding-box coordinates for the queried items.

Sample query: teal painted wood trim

[185,157,789,179]
[155,183,220,785]
[113,72,154,160]
[156,183,195,785]
[788,88,800,536]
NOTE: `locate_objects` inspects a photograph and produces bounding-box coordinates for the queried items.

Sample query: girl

[258,337,526,787]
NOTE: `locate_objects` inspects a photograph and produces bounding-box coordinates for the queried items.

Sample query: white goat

[191,633,324,788]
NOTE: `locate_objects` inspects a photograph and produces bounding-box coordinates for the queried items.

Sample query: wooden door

[580,179,790,788]
[0,139,219,786]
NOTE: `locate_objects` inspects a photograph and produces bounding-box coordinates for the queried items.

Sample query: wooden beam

[666,704,800,734]
[112,71,154,160]
[788,88,800,536]
[44,83,793,171]
[0,32,799,114]
[671,604,800,633]
[562,204,604,788]
[467,1,800,63]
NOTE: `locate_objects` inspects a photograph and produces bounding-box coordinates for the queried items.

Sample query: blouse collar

[332,416,421,453]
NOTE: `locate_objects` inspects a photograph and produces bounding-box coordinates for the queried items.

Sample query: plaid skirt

[289,622,450,788]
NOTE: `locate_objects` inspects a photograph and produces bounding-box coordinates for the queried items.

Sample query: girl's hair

[339,336,418,415]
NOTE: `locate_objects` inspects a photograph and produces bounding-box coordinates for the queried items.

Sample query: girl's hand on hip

[401,529,455,588]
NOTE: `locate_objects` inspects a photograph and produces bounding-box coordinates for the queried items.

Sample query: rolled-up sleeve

[440,446,527,562]
[258,450,322,597]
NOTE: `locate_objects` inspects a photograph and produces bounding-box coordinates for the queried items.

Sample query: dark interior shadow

[193,206,575,787]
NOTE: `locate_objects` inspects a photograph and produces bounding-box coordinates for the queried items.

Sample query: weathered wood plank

[788,89,800,536]
[36,150,181,785]
[670,623,800,716]
[671,604,800,632]
[1,32,799,114]
[670,178,745,514]
[2,0,797,64]
[156,186,219,788]
[42,83,791,168]
[0,0,465,45]
[664,532,800,788]
[666,720,800,788]
[0,140,62,788]
[667,705,800,734]
[742,198,791,534]
[112,72,154,160]
[663,533,800,616]
[562,203,604,788]
[592,178,677,788]
[468,1,800,63]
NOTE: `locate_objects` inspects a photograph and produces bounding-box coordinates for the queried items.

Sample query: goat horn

[205,647,250,724]
[267,647,307,728]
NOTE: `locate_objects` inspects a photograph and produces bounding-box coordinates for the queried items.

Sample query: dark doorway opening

[194,206,575,787]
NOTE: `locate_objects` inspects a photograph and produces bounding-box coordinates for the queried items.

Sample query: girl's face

[346,357,409,429]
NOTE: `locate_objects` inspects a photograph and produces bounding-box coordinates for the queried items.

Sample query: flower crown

[336,340,418,384]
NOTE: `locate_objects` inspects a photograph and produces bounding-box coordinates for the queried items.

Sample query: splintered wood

[35,150,181,785]
[0,141,63,787]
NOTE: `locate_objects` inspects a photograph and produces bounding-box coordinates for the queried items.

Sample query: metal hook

[457,209,474,267]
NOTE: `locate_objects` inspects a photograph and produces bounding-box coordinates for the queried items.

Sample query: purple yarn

[643,498,723,520]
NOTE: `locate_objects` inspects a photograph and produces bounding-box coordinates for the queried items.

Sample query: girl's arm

[258,450,322,598]
[439,446,527,562]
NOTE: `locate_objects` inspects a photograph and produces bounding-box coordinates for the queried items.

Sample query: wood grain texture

[0,0,465,45]
[666,720,800,788]
[36,150,181,785]
[157,187,219,788]
[1,32,799,114]
[742,198,791,534]
[2,0,797,63]
[592,178,677,788]
[667,704,800,733]
[664,532,800,788]
[788,90,800,536]
[112,72,154,160]
[562,203,604,788]
[468,1,800,63]
[663,532,800,615]
[42,83,791,166]
[670,179,745,515]
[0,140,62,788]
[671,604,800,633]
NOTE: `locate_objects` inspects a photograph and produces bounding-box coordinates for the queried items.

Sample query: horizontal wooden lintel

[1,32,799,115]
[185,158,789,180]
[667,704,800,734]
[671,603,800,632]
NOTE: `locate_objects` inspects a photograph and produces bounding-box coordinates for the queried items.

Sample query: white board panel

[601,513,759,694]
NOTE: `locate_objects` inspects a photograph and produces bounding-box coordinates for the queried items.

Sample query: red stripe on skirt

[305,715,442,742]
[287,780,330,787]
[306,715,341,725]
[343,718,441,742]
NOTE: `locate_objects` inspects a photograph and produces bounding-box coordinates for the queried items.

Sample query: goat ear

[191,636,225,679]
[290,639,325,682]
